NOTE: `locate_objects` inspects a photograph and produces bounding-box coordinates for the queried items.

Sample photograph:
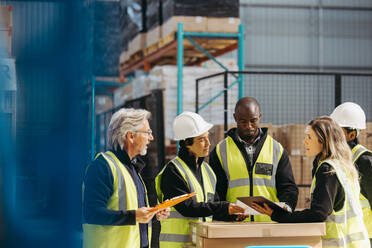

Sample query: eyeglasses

[135,130,153,136]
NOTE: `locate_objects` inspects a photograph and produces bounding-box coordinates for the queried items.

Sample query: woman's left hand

[251,203,273,217]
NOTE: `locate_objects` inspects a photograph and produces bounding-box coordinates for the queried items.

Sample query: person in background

[83,108,170,248]
[155,111,245,248]
[331,102,372,246]
[252,116,370,248]
[209,96,298,222]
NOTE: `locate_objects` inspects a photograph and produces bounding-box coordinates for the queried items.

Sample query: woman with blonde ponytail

[252,116,370,248]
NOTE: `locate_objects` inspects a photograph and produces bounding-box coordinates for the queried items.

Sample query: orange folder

[150,192,197,212]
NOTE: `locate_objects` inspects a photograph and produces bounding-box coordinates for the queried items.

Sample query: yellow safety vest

[155,156,216,248]
[352,144,372,239]
[216,135,283,222]
[311,159,369,248]
[83,151,152,248]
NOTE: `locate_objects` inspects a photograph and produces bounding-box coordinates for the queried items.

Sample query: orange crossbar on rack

[150,192,197,212]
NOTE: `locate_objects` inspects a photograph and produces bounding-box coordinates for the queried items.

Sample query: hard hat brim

[173,122,213,141]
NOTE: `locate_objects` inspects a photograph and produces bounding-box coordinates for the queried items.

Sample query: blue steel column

[91,76,96,160]
[238,24,245,99]
[177,22,184,115]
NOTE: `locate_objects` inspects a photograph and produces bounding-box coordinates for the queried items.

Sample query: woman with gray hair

[83,108,170,248]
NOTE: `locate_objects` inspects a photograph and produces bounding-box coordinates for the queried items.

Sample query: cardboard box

[359,122,372,150]
[289,155,302,185]
[0,6,12,28]
[281,124,306,156]
[208,124,235,150]
[297,186,311,210]
[146,26,161,47]
[206,17,240,33]
[189,222,199,244]
[162,16,207,39]
[302,156,313,185]
[193,222,325,248]
[196,222,325,238]
[196,235,322,248]
[128,33,146,56]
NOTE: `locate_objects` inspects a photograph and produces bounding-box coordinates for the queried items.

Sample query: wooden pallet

[120,34,238,75]
[128,50,144,64]
[143,43,158,56]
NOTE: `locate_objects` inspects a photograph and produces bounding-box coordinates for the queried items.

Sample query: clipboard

[149,192,197,212]
[237,196,290,213]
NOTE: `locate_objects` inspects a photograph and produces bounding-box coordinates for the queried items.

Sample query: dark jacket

[271,155,345,223]
[159,146,236,221]
[350,139,372,209]
[209,127,298,212]
[83,148,149,247]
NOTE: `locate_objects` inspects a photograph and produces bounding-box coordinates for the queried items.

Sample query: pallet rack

[91,22,245,159]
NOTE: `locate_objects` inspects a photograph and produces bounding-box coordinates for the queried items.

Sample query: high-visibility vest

[155,156,216,248]
[352,144,372,239]
[83,151,151,248]
[311,159,369,248]
[215,135,282,222]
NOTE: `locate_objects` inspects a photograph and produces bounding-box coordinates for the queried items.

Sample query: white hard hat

[173,111,213,140]
[330,102,366,130]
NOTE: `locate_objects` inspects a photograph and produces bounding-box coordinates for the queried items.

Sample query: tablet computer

[237,196,289,212]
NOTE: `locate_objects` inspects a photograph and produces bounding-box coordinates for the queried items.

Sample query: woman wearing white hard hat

[155,111,245,248]
[331,102,372,246]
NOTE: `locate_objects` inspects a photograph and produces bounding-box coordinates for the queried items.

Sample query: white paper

[236,200,292,215]
[236,200,262,215]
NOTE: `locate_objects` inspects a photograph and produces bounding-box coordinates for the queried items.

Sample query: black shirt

[159,146,236,221]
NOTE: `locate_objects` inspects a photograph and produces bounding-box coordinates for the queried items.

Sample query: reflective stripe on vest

[83,151,151,248]
[311,159,369,248]
[352,144,372,239]
[323,232,367,247]
[155,157,216,248]
[216,135,282,222]
[103,152,127,210]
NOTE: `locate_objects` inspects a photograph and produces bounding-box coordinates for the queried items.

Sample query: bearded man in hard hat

[331,102,372,246]
[209,97,298,222]
[155,111,245,248]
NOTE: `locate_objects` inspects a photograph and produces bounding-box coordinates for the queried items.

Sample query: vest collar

[112,147,145,173]
[178,146,204,169]
[348,139,358,149]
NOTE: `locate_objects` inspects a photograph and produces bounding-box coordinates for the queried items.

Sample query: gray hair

[107,108,151,150]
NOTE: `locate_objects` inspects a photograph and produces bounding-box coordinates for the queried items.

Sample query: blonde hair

[107,108,151,150]
[308,116,359,191]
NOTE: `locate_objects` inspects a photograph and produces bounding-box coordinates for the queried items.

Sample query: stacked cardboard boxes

[189,221,325,248]
[0,6,12,57]
[208,124,236,151]
[280,124,306,156]
[359,122,372,150]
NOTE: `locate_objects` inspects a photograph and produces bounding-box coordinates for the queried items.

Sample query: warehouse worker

[209,96,298,222]
[83,108,170,248]
[252,116,370,248]
[331,102,372,246]
[155,111,245,248]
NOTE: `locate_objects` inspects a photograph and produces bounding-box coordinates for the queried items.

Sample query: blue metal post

[238,24,245,99]
[177,22,184,115]
[91,76,96,161]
